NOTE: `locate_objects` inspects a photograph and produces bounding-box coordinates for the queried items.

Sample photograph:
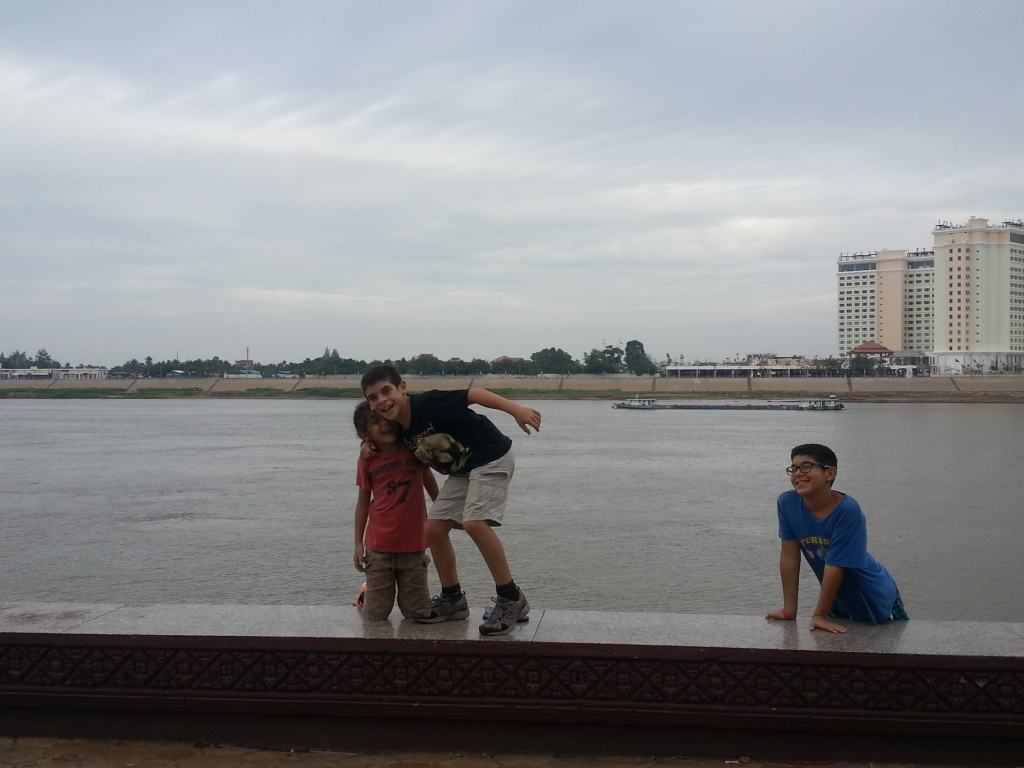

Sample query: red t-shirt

[356,447,431,553]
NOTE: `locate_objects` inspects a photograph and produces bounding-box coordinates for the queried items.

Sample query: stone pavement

[0,738,926,768]
[5,601,1024,655]
[6,606,1016,766]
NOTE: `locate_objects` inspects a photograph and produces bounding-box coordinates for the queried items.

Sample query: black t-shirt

[404,389,512,475]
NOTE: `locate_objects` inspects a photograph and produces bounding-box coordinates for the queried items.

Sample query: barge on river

[612,394,845,411]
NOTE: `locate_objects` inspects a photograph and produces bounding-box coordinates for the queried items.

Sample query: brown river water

[2,399,1022,621]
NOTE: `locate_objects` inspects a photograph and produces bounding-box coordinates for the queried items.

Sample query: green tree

[530,347,581,374]
[583,345,623,374]
[815,357,843,376]
[34,348,56,368]
[1,349,32,368]
[624,340,657,375]
[444,357,470,376]
[409,353,444,375]
[468,358,492,375]
[847,355,878,376]
[490,357,537,375]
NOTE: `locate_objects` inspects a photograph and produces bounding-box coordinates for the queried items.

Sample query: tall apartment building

[837,216,1024,370]
[932,216,1024,354]
[836,253,877,355]
[836,249,934,356]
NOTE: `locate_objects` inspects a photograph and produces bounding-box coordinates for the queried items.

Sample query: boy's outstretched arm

[766,539,800,621]
[353,489,371,573]
[468,388,541,434]
[810,565,848,634]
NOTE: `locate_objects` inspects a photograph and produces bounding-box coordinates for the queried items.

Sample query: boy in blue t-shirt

[767,443,908,633]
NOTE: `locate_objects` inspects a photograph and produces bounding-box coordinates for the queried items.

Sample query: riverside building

[0,367,108,380]
[932,216,1024,354]
[838,216,1024,374]
[837,249,934,357]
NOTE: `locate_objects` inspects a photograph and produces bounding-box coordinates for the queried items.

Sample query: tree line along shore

[2,375,1023,402]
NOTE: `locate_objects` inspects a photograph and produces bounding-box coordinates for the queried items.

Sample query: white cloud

[1,2,1023,365]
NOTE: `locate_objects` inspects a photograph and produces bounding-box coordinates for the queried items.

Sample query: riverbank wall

[2,375,1024,401]
[2,602,1022,764]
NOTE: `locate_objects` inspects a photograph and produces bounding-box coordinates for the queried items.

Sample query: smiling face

[364,412,398,448]
[788,454,837,499]
[363,378,410,426]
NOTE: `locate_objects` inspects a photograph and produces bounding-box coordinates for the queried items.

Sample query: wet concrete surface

[0,737,927,768]
[4,601,1024,656]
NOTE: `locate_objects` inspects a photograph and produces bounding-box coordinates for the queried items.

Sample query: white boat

[613,394,845,411]
[795,395,845,410]
[612,396,660,409]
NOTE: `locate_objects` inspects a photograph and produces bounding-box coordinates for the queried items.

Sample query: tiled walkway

[0,738,920,768]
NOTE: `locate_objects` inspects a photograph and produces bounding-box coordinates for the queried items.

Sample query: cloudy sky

[2,1,1022,366]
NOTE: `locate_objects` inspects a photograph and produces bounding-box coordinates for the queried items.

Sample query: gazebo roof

[850,342,892,354]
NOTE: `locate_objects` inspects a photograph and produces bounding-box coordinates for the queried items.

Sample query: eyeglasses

[785,462,834,476]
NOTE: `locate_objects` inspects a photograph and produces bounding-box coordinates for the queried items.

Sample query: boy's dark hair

[791,443,838,467]
[352,401,371,437]
[360,364,402,392]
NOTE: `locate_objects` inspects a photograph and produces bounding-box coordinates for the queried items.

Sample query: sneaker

[414,592,469,623]
[482,605,529,623]
[479,591,529,636]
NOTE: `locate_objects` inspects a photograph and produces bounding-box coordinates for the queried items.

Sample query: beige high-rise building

[838,216,1024,366]
[836,249,934,356]
[836,252,876,356]
[932,216,1024,354]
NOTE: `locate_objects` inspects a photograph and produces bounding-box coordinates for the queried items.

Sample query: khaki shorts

[429,449,515,527]
[362,549,430,621]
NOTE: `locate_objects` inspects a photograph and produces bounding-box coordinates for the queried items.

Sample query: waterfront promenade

[3,602,1022,765]
[0,737,921,768]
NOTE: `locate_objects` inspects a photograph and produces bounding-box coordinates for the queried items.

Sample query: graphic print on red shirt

[356,448,431,553]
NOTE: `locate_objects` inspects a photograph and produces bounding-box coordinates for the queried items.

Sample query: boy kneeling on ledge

[767,443,908,633]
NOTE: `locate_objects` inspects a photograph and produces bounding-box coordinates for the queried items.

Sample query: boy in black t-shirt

[361,364,541,636]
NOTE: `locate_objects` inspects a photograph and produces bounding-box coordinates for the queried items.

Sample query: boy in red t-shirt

[352,402,439,620]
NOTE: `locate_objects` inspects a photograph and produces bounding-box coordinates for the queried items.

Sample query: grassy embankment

[3,381,1023,402]
[0,386,626,399]
[0,385,728,400]
[0,387,205,398]
[212,386,364,398]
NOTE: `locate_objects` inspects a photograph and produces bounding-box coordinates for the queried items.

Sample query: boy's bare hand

[353,547,367,572]
[765,608,794,621]
[809,615,848,634]
[512,405,541,434]
[359,439,378,459]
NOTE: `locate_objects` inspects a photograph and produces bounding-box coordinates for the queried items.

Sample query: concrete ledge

[2,603,1023,763]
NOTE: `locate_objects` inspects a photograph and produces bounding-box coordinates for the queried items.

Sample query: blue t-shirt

[777,489,898,624]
